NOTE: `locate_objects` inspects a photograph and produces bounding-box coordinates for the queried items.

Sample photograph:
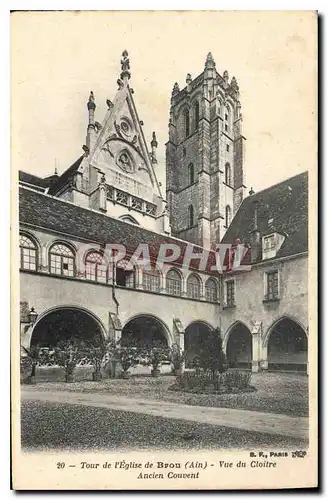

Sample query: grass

[21,400,307,451]
[24,370,308,417]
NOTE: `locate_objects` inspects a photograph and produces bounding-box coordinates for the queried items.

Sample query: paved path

[21,388,308,441]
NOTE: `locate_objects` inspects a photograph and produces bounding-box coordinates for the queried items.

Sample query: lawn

[21,400,307,451]
[24,370,308,417]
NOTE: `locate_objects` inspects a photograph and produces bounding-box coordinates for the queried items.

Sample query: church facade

[18,51,308,372]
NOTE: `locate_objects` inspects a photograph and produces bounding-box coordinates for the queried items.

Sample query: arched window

[119,215,139,225]
[225,205,232,228]
[225,162,231,186]
[188,205,194,227]
[49,243,75,277]
[85,251,108,283]
[205,278,218,302]
[225,104,232,133]
[194,101,200,131]
[185,108,190,137]
[116,259,135,288]
[166,269,182,297]
[188,163,195,185]
[187,273,202,299]
[143,267,161,292]
[20,233,37,271]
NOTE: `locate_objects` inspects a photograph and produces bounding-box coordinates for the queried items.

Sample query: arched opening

[166,268,182,296]
[194,101,200,130]
[225,163,231,186]
[85,250,108,283]
[119,215,139,225]
[188,204,194,227]
[187,273,202,299]
[184,108,190,137]
[185,321,214,368]
[225,205,231,227]
[20,233,38,271]
[143,267,161,292]
[116,258,136,288]
[226,322,252,369]
[267,317,308,371]
[121,315,170,349]
[31,307,104,348]
[188,163,195,185]
[205,278,218,302]
[49,242,75,277]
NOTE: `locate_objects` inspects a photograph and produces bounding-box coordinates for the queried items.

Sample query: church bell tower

[166,53,246,249]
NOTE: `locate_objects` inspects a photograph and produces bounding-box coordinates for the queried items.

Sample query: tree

[21,345,40,384]
[198,328,228,378]
[84,339,109,381]
[54,339,83,383]
[142,344,170,377]
[112,339,140,378]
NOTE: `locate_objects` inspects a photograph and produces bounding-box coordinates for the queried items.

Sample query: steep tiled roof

[222,172,308,260]
[19,186,218,273]
[19,171,49,191]
[48,156,84,195]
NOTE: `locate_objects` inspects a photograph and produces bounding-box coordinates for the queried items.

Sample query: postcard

[11,10,317,490]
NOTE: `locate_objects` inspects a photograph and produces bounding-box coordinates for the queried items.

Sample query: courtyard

[21,371,308,451]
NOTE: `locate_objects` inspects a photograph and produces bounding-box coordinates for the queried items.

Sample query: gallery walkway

[21,388,308,441]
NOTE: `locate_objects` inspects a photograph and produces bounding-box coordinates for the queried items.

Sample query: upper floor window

[143,267,161,293]
[225,280,235,307]
[185,108,190,137]
[187,273,202,299]
[194,101,200,131]
[188,204,194,227]
[225,105,232,133]
[265,270,279,301]
[205,278,218,302]
[188,163,195,185]
[85,251,108,283]
[264,234,275,251]
[49,243,75,277]
[20,234,37,271]
[166,269,182,297]
[116,259,135,288]
[225,205,231,227]
[225,163,232,186]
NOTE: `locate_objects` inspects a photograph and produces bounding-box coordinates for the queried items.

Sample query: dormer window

[262,232,286,260]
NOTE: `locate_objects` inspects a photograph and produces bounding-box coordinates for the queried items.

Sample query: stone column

[251,321,263,373]
[261,343,268,370]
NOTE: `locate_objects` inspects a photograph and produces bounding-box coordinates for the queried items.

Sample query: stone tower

[166,53,246,249]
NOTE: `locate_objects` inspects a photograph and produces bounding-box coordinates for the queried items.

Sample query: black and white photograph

[11,10,317,490]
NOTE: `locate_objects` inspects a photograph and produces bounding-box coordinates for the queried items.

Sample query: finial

[223,70,229,83]
[120,50,131,81]
[151,131,158,148]
[186,73,192,85]
[54,167,58,175]
[231,76,238,88]
[205,52,215,68]
[249,187,255,196]
[87,91,96,110]
[172,82,180,95]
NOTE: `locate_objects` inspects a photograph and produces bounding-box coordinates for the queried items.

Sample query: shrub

[54,339,84,382]
[83,339,110,381]
[169,344,185,372]
[21,345,40,384]
[198,328,229,377]
[141,346,170,376]
[173,369,252,394]
[111,339,140,378]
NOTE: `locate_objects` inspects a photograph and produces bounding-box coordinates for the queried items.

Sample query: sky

[11,10,316,194]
